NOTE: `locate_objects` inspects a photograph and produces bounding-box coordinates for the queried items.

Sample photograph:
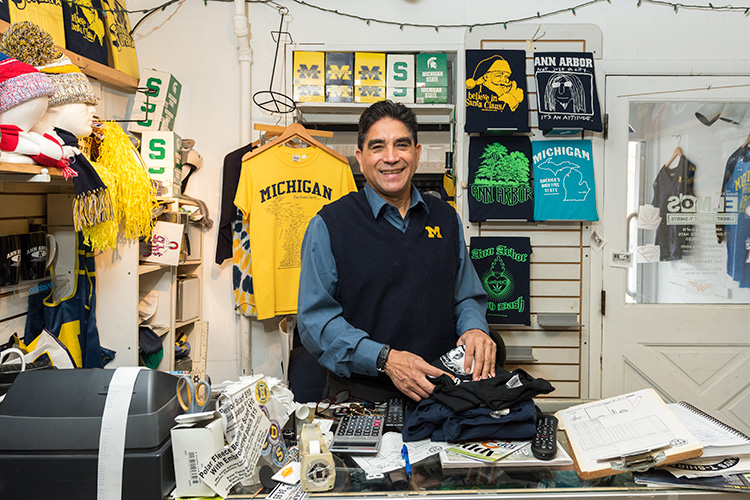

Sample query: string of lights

[639,0,750,14]
[50,0,750,34]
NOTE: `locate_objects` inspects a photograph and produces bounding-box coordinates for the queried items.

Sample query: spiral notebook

[668,402,750,459]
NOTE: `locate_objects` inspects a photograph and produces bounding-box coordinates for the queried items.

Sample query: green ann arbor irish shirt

[469,236,532,326]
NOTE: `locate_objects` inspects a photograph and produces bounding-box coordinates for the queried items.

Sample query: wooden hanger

[664,146,683,169]
[242,122,348,164]
[742,132,750,149]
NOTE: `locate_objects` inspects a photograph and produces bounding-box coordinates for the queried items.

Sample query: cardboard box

[325,52,353,85]
[176,274,200,322]
[294,84,324,102]
[325,85,353,103]
[387,54,415,87]
[171,416,224,498]
[293,52,325,85]
[141,131,182,198]
[128,101,178,132]
[416,86,448,104]
[127,69,181,132]
[386,87,414,103]
[354,52,386,86]
[354,85,385,103]
[416,53,448,88]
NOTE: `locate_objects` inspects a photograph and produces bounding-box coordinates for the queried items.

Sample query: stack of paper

[555,389,703,479]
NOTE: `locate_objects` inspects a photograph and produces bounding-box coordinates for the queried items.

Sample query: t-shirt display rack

[466,26,603,401]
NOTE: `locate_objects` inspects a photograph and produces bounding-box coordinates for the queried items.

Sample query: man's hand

[384,349,449,402]
[457,329,497,381]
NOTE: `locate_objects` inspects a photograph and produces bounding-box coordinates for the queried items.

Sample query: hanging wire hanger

[664,135,683,168]
[252,6,296,115]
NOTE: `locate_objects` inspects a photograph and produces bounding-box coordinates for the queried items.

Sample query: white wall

[113,0,749,383]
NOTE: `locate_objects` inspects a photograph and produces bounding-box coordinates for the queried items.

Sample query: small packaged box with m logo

[326,52,354,85]
[355,52,386,87]
[294,52,325,85]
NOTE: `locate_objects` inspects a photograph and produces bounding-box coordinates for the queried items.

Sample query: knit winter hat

[0,21,99,107]
[0,52,55,113]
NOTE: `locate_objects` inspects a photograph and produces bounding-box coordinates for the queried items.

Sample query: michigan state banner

[470,237,532,326]
[468,136,534,222]
[465,49,529,133]
[533,52,603,132]
[532,139,598,221]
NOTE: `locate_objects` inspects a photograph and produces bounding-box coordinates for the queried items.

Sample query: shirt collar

[363,183,429,219]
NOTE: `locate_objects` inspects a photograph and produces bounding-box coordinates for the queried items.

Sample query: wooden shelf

[297,103,455,125]
[138,262,168,275]
[0,20,138,93]
[0,162,65,177]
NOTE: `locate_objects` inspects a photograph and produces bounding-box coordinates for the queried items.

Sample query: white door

[602,75,750,434]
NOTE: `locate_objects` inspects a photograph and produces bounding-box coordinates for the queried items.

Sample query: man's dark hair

[357,99,418,150]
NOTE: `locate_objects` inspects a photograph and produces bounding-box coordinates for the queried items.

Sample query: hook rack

[114,87,159,123]
[253,6,296,114]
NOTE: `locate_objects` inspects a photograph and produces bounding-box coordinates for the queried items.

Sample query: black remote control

[531,414,558,460]
[385,397,405,431]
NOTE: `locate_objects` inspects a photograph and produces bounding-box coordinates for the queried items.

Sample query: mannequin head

[0,51,54,131]
[33,102,96,138]
[0,23,99,137]
[0,95,48,131]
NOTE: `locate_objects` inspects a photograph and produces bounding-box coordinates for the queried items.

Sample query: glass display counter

[228,400,748,500]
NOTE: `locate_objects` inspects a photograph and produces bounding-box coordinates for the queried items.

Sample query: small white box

[171,416,224,497]
[176,274,200,321]
[127,69,181,133]
[386,54,414,87]
[386,87,414,103]
[141,131,182,198]
[186,222,202,261]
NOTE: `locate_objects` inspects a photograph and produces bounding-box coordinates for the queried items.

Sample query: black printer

[0,368,183,500]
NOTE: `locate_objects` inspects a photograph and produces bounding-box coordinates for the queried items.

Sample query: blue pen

[401,444,412,479]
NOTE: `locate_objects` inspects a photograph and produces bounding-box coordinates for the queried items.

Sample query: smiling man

[294,100,495,402]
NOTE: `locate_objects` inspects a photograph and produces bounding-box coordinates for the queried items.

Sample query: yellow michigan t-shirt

[234,144,356,320]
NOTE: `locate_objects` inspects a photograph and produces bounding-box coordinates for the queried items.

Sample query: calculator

[328,414,384,454]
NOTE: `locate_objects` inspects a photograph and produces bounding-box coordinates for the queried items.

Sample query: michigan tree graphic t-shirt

[533,52,603,132]
[470,236,532,326]
[465,49,530,133]
[468,136,534,222]
[234,144,357,320]
[532,139,599,221]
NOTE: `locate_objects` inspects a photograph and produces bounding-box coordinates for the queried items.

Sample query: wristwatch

[376,344,391,373]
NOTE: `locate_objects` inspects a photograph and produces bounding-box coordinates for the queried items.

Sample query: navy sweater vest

[319,190,460,386]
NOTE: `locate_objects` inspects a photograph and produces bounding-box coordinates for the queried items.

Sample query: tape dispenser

[300,422,335,492]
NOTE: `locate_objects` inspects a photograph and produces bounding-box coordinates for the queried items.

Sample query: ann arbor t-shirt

[533,52,603,132]
[470,237,532,326]
[468,136,534,222]
[465,49,529,133]
[532,139,598,221]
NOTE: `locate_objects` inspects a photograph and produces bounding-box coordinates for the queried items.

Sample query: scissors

[176,375,211,413]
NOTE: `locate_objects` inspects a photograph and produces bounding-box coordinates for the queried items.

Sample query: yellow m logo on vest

[425,226,442,238]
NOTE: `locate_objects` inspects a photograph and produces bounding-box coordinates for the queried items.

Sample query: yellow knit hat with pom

[0,21,99,107]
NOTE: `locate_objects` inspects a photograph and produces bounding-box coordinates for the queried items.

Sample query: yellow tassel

[95,122,157,242]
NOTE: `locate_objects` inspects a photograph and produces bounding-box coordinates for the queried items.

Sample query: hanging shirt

[468,135,534,222]
[234,143,356,320]
[652,156,696,261]
[217,143,256,264]
[465,49,529,133]
[469,236,533,326]
[532,139,598,221]
[62,0,108,65]
[722,145,750,287]
[533,51,603,132]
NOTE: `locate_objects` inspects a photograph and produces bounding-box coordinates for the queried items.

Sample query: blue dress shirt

[298,184,489,378]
